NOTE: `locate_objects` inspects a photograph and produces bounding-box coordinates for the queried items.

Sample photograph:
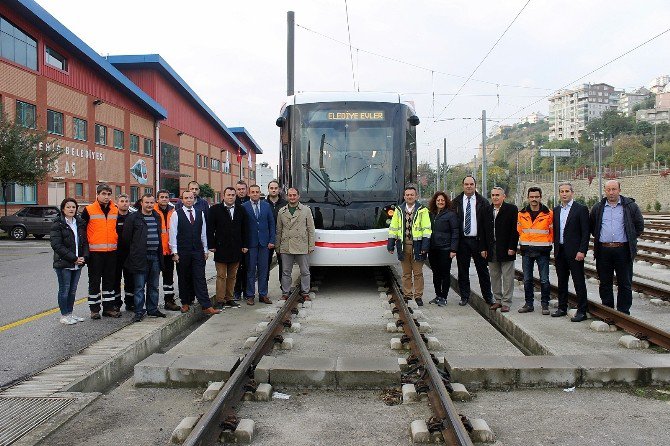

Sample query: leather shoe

[501,305,510,312]
[202,307,222,315]
[458,298,469,306]
[164,301,180,311]
[541,306,550,315]
[259,296,272,304]
[180,305,190,313]
[490,302,502,310]
[102,309,122,318]
[571,313,588,322]
[302,294,312,302]
[246,298,255,306]
[551,310,567,318]
[518,305,534,313]
[90,311,101,320]
[415,298,424,307]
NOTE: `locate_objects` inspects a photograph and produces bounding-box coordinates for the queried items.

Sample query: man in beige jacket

[276,188,315,300]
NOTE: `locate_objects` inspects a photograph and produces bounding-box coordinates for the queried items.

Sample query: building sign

[40,142,106,177]
[130,159,148,184]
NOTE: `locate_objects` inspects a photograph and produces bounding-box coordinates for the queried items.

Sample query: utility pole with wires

[443,138,447,191]
[481,110,487,196]
[436,149,440,192]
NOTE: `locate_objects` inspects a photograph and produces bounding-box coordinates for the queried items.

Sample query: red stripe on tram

[315,240,387,248]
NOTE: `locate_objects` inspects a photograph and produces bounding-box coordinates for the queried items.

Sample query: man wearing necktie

[207,187,249,309]
[169,190,220,315]
[453,176,494,306]
[242,185,276,305]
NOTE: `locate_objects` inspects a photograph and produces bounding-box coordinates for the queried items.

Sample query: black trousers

[87,251,117,312]
[113,250,133,309]
[596,245,633,314]
[176,250,212,309]
[555,245,588,314]
[456,237,493,302]
[267,247,282,282]
[234,253,247,296]
[161,253,176,303]
[429,249,453,299]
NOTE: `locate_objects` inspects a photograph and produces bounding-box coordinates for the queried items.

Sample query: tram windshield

[292,102,403,201]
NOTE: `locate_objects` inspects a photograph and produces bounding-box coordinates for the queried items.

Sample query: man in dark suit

[552,182,590,321]
[481,187,519,312]
[243,184,276,305]
[452,176,494,306]
[207,187,249,309]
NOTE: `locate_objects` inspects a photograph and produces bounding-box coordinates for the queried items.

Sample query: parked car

[0,206,61,240]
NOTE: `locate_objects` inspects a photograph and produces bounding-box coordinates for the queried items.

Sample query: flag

[248,152,253,169]
[236,147,242,164]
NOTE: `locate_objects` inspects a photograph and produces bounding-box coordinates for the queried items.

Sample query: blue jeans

[134,253,160,316]
[246,246,270,298]
[522,254,550,307]
[55,268,82,315]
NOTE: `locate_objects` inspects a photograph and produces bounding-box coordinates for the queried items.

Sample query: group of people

[50,180,316,325]
[389,176,644,322]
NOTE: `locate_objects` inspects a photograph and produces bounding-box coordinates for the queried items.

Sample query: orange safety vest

[517,205,553,249]
[154,203,174,255]
[86,201,118,252]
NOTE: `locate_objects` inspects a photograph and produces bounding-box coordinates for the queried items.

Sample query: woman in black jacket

[428,191,459,306]
[50,198,89,325]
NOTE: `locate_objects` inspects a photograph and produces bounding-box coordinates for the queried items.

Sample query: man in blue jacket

[243,184,276,305]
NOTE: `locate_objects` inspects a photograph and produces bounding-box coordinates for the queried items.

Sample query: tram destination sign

[539,148,571,157]
[311,110,385,121]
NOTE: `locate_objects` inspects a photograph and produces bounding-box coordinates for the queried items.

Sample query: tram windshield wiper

[303,136,348,207]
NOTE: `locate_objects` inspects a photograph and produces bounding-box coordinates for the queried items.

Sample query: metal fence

[519,162,670,184]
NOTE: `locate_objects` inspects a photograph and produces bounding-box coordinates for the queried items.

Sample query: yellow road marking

[0,297,88,333]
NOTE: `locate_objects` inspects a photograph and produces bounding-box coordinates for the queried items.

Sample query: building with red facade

[0,0,260,213]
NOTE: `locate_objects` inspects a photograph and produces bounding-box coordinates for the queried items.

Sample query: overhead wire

[343,0,357,91]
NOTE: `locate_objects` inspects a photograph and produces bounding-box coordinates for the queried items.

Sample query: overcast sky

[38,0,670,171]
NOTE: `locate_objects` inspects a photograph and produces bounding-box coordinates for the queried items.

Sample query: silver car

[0,206,60,240]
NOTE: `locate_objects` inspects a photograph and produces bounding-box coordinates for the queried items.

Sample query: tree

[0,114,61,216]
[199,183,215,200]
[611,135,649,167]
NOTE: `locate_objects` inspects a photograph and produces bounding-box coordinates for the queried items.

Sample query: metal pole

[553,155,557,207]
[443,138,447,191]
[653,121,658,163]
[287,11,295,96]
[481,110,487,195]
[598,136,602,199]
[436,149,440,192]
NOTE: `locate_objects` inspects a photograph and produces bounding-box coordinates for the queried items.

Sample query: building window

[115,185,122,197]
[45,46,67,71]
[95,124,107,145]
[160,142,180,173]
[0,183,36,204]
[75,183,83,197]
[16,100,36,128]
[130,134,139,153]
[130,186,139,203]
[211,159,221,171]
[73,117,87,141]
[113,129,124,149]
[47,110,64,135]
[0,16,37,70]
[143,138,153,156]
[203,156,209,168]
[196,154,202,168]
[144,187,153,196]
[215,192,221,202]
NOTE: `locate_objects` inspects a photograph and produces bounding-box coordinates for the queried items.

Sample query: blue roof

[229,127,263,154]
[107,54,247,155]
[13,0,167,119]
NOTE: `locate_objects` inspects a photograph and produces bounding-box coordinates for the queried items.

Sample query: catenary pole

[481,110,487,195]
[287,11,295,96]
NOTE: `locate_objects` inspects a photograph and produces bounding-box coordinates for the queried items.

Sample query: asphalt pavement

[0,236,132,388]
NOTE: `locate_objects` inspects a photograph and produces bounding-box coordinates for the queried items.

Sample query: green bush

[655,201,662,212]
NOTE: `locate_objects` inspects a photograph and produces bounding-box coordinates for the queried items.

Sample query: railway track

[514,269,670,351]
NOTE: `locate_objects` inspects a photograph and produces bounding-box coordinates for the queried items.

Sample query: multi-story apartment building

[548,83,619,141]
[617,87,651,116]
[649,75,669,94]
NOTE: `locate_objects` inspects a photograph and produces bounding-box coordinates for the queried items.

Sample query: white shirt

[225,204,235,219]
[168,207,208,254]
[405,203,415,214]
[463,194,478,237]
[65,216,79,270]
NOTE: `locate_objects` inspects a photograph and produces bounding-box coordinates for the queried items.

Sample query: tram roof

[289,92,415,110]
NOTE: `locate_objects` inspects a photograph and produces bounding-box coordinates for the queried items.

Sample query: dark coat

[553,201,590,260]
[121,210,165,273]
[50,215,89,269]
[243,200,276,247]
[429,209,459,252]
[590,195,644,260]
[482,201,519,262]
[266,196,288,227]
[452,191,491,243]
[207,202,249,263]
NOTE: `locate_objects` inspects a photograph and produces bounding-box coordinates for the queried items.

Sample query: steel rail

[182,289,301,446]
[387,267,474,446]
[515,270,670,350]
